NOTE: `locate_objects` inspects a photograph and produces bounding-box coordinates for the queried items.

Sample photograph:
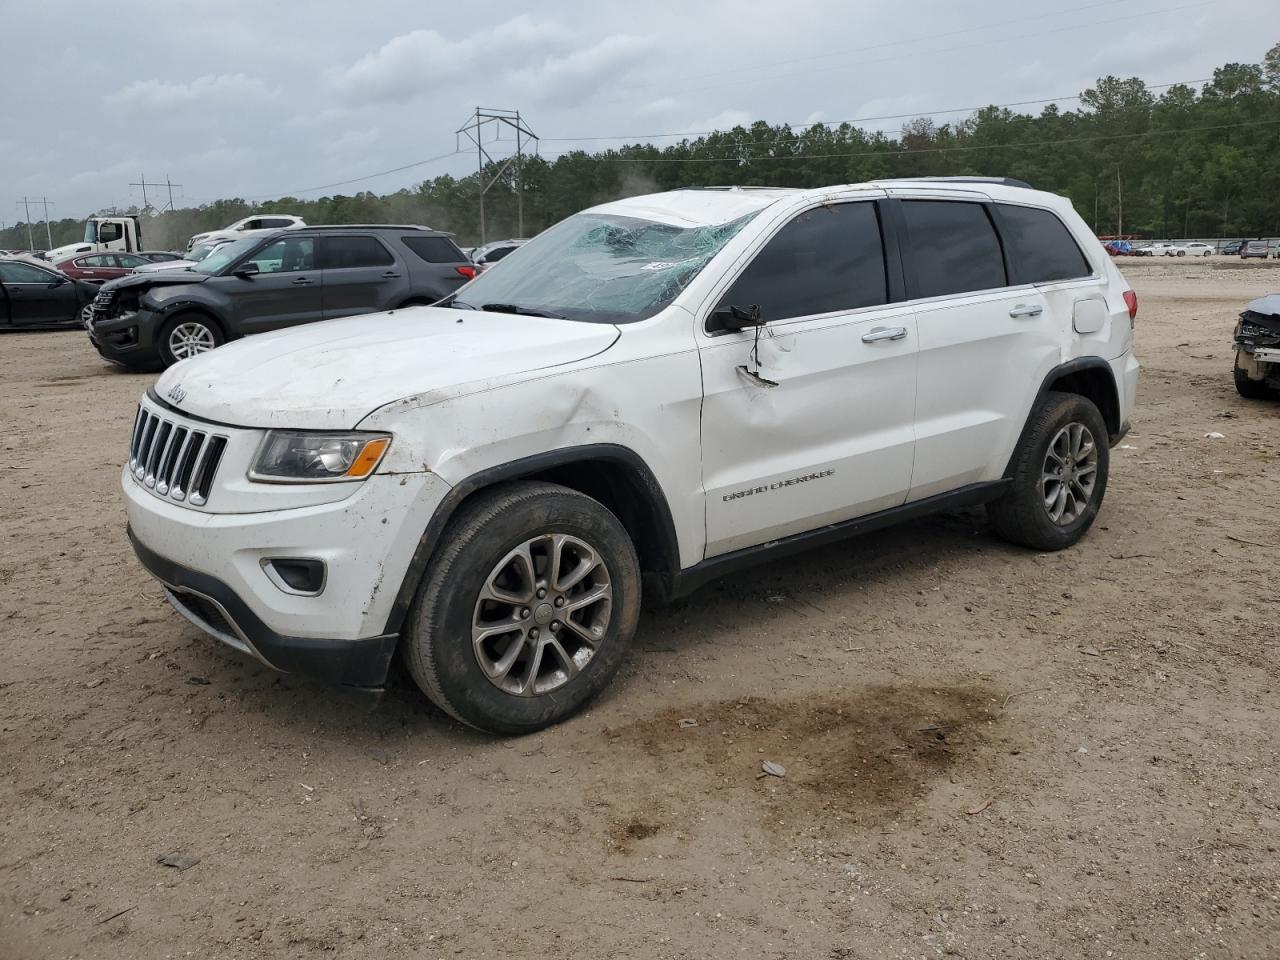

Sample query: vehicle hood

[45,242,95,261]
[102,270,209,293]
[133,259,195,274]
[155,307,622,429]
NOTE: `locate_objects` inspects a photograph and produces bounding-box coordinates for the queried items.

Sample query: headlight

[249,431,391,483]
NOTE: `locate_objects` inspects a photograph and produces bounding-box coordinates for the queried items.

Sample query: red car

[53,251,153,283]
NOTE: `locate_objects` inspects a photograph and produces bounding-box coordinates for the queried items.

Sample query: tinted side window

[98,223,123,243]
[245,237,315,273]
[0,261,56,283]
[901,201,1006,299]
[261,218,295,229]
[483,245,516,263]
[321,236,395,269]
[997,204,1090,283]
[716,202,887,323]
[401,235,465,264]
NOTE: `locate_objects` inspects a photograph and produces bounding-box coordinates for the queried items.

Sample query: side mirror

[233,261,260,278]
[709,303,764,333]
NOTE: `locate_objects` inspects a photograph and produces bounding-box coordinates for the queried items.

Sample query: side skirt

[668,480,1011,600]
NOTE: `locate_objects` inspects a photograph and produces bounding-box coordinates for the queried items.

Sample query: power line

[239,149,462,201]
[542,117,1280,165]
[542,77,1215,144]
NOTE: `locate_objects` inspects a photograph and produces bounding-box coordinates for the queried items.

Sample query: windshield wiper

[480,302,565,319]
[439,294,477,309]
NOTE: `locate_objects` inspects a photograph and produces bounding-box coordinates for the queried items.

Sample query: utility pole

[455,108,538,244]
[39,197,53,250]
[16,197,35,250]
[1116,166,1123,237]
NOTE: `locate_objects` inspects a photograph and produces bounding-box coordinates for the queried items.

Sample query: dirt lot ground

[2,257,1278,960]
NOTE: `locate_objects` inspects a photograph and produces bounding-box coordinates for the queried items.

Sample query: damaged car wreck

[122,179,1140,734]
[1234,294,1280,399]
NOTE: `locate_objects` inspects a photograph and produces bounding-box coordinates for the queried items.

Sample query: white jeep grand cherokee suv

[124,178,1140,734]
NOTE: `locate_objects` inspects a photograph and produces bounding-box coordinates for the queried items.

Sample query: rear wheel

[402,482,641,735]
[987,392,1110,551]
[158,313,223,367]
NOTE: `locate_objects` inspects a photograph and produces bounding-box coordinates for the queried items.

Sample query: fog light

[261,558,326,596]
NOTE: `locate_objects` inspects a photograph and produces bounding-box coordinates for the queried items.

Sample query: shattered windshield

[453,210,758,324]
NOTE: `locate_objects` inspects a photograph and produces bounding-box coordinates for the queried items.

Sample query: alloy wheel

[471,533,613,697]
[1041,422,1098,525]
[168,321,216,360]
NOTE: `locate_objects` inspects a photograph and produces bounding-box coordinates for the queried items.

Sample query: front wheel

[987,392,1110,551]
[158,313,223,367]
[402,482,641,735]
[1234,359,1276,399]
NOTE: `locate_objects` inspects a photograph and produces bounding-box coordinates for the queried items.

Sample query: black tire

[987,391,1110,551]
[402,481,641,735]
[1234,363,1276,399]
[157,312,224,367]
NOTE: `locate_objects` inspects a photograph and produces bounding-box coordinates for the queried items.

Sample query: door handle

[291,277,312,285]
[861,326,907,343]
[381,271,401,279]
[1009,303,1043,318]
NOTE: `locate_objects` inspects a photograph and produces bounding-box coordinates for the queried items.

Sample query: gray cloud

[4,1,1276,218]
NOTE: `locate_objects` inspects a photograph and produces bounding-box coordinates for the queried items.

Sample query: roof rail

[294,223,436,231]
[879,176,1034,189]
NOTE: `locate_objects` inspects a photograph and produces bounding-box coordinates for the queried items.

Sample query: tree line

[6,44,1280,253]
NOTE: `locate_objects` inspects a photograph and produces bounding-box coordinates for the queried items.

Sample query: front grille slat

[135,415,159,478]
[129,408,148,467]
[126,404,227,507]
[144,422,171,487]
[172,431,207,501]
[156,427,187,495]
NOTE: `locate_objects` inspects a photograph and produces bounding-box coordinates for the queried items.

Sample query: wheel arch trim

[382,443,681,636]
[1004,356,1122,478]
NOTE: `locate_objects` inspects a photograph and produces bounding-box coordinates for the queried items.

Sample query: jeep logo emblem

[166,384,187,403]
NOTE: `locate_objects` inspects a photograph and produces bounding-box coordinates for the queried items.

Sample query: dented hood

[155,307,620,429]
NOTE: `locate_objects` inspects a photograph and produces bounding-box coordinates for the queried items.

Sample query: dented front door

[697,200,918,558]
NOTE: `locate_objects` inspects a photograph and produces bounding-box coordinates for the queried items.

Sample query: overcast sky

[2,0,1275,221]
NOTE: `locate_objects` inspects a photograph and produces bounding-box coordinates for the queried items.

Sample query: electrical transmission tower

[16,197,54,250]
[128,174,183,213]
[456,108,538,244]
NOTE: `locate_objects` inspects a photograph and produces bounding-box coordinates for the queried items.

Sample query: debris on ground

[1204,431,1226,439]
[155,852,200,871]
[759,760,787,779]
[966,798,995,816]
[678,718,698,729]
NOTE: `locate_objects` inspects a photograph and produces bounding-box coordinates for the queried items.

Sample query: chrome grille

[129,405,228,506]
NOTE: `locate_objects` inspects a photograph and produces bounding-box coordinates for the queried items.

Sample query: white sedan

[1159,242,1213,257]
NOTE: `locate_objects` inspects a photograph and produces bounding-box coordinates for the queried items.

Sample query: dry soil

[1,257,1278,959]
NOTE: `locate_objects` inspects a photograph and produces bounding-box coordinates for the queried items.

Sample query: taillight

[1122,289,1137,321]
[455,265,476,280]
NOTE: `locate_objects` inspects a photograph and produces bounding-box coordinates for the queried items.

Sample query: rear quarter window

[996,204,1092,284]
[401,235,466,264]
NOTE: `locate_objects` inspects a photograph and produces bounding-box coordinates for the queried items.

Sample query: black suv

[87,225,475,369]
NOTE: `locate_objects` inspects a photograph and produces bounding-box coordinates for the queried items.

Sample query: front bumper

[124,462,452,683]
[129,528,399,686]
[87,307,165,366]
